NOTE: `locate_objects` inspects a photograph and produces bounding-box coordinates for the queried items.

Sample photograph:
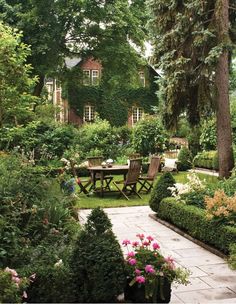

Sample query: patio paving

[79,205,236,304]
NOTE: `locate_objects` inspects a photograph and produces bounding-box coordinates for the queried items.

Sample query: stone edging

[149,214,228,260]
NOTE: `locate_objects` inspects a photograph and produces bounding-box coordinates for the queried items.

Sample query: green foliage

[74,118,122,160]
[0,22,37,126]
[0,154,79,268]
[181,188,214,209]
[0,269,28,303]
[193,151,219,170]
[22,244,75,303]
[229,244,236,270]
[217,172,236,197]
[158,198,236,254]
[147,0,235,127]
[70,207,125,303]
[132,115,169,156]
[177,147,192,171]
[200,118,217,151]
[149,172,176,212]
[0,121,77,161]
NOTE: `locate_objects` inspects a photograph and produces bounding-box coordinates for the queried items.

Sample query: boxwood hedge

[157,198,236,254]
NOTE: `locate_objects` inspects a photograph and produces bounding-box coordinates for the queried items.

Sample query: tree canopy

[1,0,147,96]
[0,22,36,126]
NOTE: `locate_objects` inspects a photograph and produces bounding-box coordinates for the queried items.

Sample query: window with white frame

[139,71,145,87]
[91,70,99,85]
[132,107,144,125]
[83,70,90,85]
[84,105,95,122]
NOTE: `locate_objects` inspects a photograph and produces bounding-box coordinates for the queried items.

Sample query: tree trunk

[33,74,45,97]
[215,0,234,178]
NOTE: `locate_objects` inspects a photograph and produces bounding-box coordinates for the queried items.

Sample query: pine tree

[147,0,235,178]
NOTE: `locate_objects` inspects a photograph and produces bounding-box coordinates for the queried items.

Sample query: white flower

[54,259,63,267]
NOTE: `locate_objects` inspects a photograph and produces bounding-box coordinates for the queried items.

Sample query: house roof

[65,57,82,69]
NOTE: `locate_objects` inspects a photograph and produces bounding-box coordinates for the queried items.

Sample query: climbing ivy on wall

[63,64,159,126]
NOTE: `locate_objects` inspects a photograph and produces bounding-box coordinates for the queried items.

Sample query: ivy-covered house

[45,56,159,127]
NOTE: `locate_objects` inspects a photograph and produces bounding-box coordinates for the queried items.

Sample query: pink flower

[136,275,145,284]
[165,256,175,269]
[135,269,141,275]
[122,239,131,246]
[128,251,135,257]
[136,233,145,240]
[152,242,160,250]
[5,267,18,277]
[142,240,150,246]
[145,264,155,274]
[12,276,21,284]
[132,241,139,247]
[165,256,175,264]
[146,235,154,241]
[128,258,137,265]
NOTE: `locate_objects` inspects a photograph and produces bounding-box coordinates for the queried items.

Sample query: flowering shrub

[0,267,28,303]
[205,190,236,224]
[122,234,190,301]
[169,173,210,209]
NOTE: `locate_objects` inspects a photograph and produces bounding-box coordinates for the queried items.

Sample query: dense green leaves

[0,22,36,126]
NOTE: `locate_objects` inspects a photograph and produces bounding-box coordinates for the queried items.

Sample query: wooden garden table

[88,165,129,197]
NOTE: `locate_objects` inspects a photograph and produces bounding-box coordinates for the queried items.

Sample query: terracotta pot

[124,277,171,303]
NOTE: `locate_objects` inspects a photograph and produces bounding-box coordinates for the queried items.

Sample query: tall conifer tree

[148,0,234,178]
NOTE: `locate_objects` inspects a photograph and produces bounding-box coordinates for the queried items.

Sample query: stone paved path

[79,206,236,304]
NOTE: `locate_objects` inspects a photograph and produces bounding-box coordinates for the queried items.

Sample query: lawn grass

[76,171,218,209]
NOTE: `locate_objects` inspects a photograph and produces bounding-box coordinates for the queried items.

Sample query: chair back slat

[147,156,161,179]
[87,156,103,167]
[125,158,142,185]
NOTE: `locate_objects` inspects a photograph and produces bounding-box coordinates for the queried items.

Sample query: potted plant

[122,234,190,303]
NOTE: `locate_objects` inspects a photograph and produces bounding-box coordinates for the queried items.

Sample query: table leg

[101,171,104,197]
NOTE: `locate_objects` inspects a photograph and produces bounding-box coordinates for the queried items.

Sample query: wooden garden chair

[69,159,90,195]
[113,158,142,200]
[87,156,113,191]
[138,155,161,193]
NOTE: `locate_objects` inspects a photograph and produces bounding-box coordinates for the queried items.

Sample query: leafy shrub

[0,121,77,161]
[149,172,176,212]
[0,154,79,268]
[177,147,192,171]
[217,171,236,196]
[132,115,169,156]
[181,189,212,209]
[70,207,125,303]
[205,190,236,225]
[229,244,236,270]
[22,244,75,303]
[200,118,217,151]
[193,151,219,170]
[0,268,28,303]
[158,198,236,254]
[74,118,122,160]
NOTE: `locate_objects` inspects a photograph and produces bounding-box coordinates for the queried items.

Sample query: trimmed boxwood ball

[177,147,192,171]
[70,207,125,303]
[149,172,176,212]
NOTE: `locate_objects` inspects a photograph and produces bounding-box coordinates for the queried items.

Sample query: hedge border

[154,197,236,255]
[149,214,227,259]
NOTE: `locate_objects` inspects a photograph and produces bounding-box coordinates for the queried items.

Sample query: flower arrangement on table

[122,234,190,303]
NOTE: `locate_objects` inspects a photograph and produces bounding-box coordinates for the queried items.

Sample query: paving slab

[79,206,236,304]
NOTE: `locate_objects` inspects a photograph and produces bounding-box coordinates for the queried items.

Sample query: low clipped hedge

[157,198,236,254]
[193,150,218,170]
